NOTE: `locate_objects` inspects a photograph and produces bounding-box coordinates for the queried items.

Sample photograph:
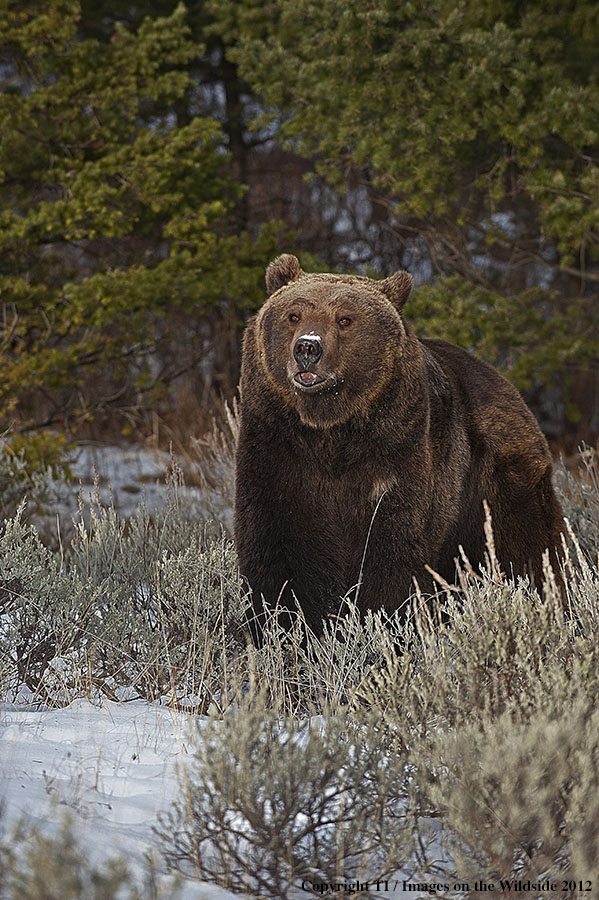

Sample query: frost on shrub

[0,491,249,705]
[555,446,599,563]
[67,500,249,706]
[0,503,94,702]
[160,695,425,898]
[0,814,183,900]
[423,700,599,893]
[0,432,73,547]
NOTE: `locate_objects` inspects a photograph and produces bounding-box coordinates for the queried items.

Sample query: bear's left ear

[378,270,413,311]
[265,254,303,296]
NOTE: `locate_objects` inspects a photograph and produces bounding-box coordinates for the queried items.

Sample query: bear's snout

[293,334,322,369]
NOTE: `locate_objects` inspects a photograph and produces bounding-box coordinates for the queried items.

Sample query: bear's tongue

[299,372,318,385]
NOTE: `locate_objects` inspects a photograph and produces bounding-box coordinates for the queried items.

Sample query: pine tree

[224,0,599,438]
[0,0,278,437]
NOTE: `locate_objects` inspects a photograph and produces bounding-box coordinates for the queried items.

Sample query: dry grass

[1,435,598,897]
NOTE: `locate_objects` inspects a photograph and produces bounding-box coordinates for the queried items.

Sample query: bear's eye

[288,312,300,324]
[338,316,352,328]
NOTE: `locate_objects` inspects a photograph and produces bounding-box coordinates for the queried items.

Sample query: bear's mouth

[293,371,325,389]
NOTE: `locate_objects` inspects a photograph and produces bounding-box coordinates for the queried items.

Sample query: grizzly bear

[234,254,564,637]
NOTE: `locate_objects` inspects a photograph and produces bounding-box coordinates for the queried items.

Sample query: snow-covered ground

[0,699,424,899]
[0,446,424,898]
[70,443,197,516]
[67,442,233,530]
[0,444,242,895]
[0,698,238,899]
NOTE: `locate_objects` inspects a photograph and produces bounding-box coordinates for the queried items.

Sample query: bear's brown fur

[234,254,564,636]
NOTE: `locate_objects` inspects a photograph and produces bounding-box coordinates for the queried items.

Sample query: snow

[0,698,239,899]
[0,441,424,897]
[66,442,232,530]
[69,443,195,516]
[0,698,428,899]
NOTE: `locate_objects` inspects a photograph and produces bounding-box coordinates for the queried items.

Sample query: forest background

[1,0,598,468]
[1,4,599,893]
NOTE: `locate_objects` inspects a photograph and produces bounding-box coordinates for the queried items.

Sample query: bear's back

[420,337,550,462]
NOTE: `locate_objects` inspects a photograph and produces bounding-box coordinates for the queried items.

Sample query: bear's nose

[293,335,322,368]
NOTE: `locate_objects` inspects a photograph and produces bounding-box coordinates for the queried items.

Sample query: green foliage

[0,0,280,432]
[222,0,599,419]
[226,0,599,233]
[4,431,73,477]
[0,431,73,543]
[409,278,591,392]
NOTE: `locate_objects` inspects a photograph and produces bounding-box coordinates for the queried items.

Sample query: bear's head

[253,254,414,428]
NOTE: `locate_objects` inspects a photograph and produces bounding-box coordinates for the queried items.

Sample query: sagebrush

[0,444,598,897]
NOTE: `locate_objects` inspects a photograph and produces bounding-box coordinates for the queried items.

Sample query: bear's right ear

[265,254,303,296]
[379,270,413,311]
